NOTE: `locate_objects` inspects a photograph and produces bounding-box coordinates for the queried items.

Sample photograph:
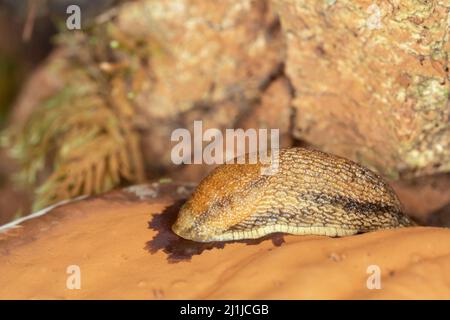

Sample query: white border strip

[0,195,88,233]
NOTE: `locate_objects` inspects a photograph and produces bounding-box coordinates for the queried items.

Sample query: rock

[1,181,450,299]
[427,202,450,228]
[238,76,293,148]
[128,0,288,174]
[391,173,450,223]
[275,0,450,178]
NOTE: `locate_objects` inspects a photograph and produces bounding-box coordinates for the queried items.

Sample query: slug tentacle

[172,148,416,242]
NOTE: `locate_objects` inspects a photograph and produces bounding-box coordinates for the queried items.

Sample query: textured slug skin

[172,148,415,242]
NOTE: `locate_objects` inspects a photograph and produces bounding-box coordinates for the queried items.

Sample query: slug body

[172,148,415,242]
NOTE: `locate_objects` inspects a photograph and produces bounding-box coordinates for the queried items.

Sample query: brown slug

[172,147,416,242]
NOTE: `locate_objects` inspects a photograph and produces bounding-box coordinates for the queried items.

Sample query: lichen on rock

[275,0,450,178]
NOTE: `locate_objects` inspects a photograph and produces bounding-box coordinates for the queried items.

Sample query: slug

[172,147,416,242]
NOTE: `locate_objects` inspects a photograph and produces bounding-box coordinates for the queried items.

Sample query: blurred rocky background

[0,0,449,226]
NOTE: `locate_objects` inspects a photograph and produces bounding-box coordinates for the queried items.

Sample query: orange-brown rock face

[114,0,289,174]
[275,0,450,178]
[1,182,450,299]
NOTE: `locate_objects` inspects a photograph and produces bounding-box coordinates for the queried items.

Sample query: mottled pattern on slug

[172,148,415,242]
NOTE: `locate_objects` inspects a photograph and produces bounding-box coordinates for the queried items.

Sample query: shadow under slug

[145,200,285,263]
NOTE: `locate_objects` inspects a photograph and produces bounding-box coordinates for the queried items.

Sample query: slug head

[172,161,266,242]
